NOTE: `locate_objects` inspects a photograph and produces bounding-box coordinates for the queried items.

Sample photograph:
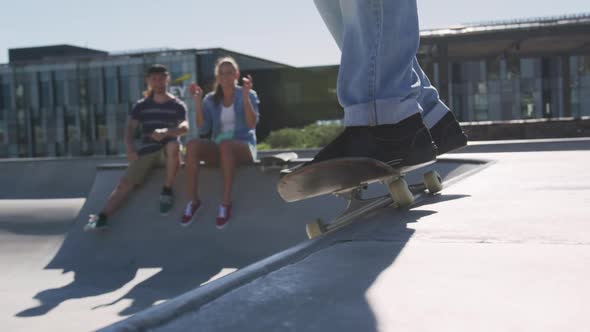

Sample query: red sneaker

[215,203,232,229]
[180,200,201,227]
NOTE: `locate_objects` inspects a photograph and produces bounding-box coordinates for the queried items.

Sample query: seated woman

[181,56,260,229]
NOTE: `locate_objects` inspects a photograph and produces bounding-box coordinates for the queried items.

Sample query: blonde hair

[142,86,153,98]
[213,56,240,105]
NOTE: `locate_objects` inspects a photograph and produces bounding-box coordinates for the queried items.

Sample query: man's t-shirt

[129,97,187,155]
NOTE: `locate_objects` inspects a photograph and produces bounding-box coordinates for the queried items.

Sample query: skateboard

[259,152,299,171]
[277,157,443,239]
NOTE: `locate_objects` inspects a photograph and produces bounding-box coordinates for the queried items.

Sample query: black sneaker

[84,213,108,232]
[307,113,437,168]
[160,187,174,216]
[429,112,468,155]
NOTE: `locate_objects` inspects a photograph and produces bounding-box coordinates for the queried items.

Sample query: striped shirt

[130,97,187,155]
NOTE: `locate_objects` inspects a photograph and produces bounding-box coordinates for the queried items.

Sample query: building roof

[8,44,108,63]
[421,12,590,37]
[5,45,293,69]
[419,13,590,59]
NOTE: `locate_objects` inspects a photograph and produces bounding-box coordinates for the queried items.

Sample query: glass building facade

[570,55,590,118]
[417,13,590,123]
[1,14,589,159]
[0,47,287,158]
[419,55,590,122]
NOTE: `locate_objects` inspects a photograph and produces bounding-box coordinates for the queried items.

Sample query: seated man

[85,64,189,231]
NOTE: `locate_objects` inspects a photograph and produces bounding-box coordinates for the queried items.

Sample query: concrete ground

[1,139,588,331]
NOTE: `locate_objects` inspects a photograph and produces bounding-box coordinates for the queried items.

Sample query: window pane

[89,69,102,104]
[105,77,118,104]
[40,81,51,108]
[521,58,536,79]
[55,79,66,106]
[3,83,11,109]
[120,77,130,102]
[507,56,520,79]
[487,58,501,80]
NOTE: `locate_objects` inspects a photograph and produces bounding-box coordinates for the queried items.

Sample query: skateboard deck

[259,152,299,170]
[278,157,399,202]
[277,157,443,239]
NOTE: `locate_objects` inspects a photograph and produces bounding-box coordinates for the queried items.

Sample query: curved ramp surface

[122,143,590,332]
[4,162,346,331]
[2,158,482,331]
[0,157,124,199]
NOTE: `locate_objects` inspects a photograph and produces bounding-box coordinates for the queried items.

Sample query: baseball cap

[146,64,169,75]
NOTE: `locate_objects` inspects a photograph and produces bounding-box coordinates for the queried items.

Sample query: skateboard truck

[305,170,443,239]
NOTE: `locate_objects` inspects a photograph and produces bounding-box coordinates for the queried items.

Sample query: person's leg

[413,58,449,128]
[214,140,253,229]
[336,0,421,125]
[103,151,160,216]
[164,141,180,188]
[315,1,444,124]
[181,139,219,226]
[314,0,465,156]
[313,0,344,48]
[314,2,446,125]
[159,141,181,215]
[309,0,436,167]
[218,140,253,205]
[86,151,158,230]
[101,180,135,218]
[413,58,467,154]
[184,139,219,204]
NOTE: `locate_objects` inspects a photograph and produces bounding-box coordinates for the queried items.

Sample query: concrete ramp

[3,157,484,331]
[4,139,590,331]
[0,157,124,200]
[8,162,351,330]
[108,141,590,332]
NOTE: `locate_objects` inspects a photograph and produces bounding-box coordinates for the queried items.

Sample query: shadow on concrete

[116,181,476,331]
[411,194,471,210]
[14,159,482,323]
[15,166,346,318]
[152,206,435,331]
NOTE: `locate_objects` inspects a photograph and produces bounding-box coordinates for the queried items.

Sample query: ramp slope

[10,163,345,330]
[5,158,480,331]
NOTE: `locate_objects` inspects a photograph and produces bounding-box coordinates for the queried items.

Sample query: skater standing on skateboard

[181,57,260,229]
[85,64,189,231]
[304,0,467,168]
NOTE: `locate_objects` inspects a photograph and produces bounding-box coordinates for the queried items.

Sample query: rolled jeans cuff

[422,102,450,129]
[343,97,422,126]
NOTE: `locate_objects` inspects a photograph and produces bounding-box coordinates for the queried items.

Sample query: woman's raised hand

[242,75,253,96]
[188,82,203,99]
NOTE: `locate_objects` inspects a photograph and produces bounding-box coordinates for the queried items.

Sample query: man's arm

[152,103,190,141]
[152,120,189,142]
[165,120,189,137]
[243,96,257,129]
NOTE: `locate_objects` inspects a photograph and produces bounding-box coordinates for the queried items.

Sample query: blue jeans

[314,0,450,128]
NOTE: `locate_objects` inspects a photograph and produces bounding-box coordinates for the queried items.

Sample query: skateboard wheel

[388,178,414,207]
[423,170,443,194]
[306,219,326,239]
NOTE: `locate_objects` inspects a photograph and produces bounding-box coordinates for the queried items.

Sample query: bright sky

[1,0,588,67]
